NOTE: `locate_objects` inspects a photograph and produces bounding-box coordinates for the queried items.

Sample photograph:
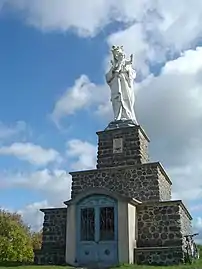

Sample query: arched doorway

[76,194,118,266]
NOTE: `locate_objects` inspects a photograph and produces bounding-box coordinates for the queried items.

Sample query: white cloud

[2,0,202,75]
[2,0,112,37]
[0,142,61,166]
[95,102,112,120]
[0,138,98,230]
[137,48,202,150]
[0,169,72,231]
[1,168,72,202]
[0,121,27,140]
[152,1,202,51]
[17,200,49,231]
[1,200,62,232]
[137,47,202,137]
[170,165,202,203]
[2,0,149,37]
[51,75,109,126]
[66,139,97,171]
[106,1,202,75]
[133,47,202,202]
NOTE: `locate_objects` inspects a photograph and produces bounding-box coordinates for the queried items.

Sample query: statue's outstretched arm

[130,54,133,64]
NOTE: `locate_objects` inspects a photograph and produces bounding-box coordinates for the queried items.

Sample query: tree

[31,230,42,250]
[0,209,34,263]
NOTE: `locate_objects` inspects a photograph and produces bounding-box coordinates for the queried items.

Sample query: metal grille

[80,208,95,241]
[99,207,115,241]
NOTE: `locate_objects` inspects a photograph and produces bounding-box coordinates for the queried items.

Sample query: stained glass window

[80,208,95,241]
[99,207,115,241]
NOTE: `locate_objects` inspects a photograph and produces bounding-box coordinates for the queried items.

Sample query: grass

[119,259,202,268]
[0,263,201,269]
[0,248,201,269]
[0,260,201,269]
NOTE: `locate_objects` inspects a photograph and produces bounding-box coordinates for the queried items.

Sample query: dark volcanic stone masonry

[71,162,172,201]
[136,247,184,266]
[137,201,191,248]
[34,208,67,265]
[97,125,149,169]
[136,201,192,265]
[35,124,192,266]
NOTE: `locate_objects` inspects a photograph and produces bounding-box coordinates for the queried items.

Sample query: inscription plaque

[113,138,123,153]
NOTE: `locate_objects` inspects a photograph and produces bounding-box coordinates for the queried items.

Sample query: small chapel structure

[34,46,192,266]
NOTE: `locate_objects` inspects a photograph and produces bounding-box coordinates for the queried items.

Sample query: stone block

[137,200,192,249]
[34,208,67,265]
[71,162,172,202]
[96,125,149,169]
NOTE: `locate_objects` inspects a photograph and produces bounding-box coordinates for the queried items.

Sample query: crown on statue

[111,45,124,56]
[111,45,133,65]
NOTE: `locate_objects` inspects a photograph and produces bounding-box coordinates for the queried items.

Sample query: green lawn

[0,260,202,269]
[119,259,202,269]
[0,252,201,269]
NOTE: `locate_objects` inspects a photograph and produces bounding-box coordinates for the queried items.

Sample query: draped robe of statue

[105,47,138,124]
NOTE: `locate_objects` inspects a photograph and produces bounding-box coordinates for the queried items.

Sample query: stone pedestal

[35,123,192,266]
[97,125,149,169]
[69,124,192,265]
[71,125,171,202]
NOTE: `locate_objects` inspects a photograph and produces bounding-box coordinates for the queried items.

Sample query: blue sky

[0,0,202,240]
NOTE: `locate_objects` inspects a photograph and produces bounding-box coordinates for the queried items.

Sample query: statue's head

[111,45,125,61]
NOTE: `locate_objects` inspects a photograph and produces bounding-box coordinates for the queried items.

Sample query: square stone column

[96,125,150,169]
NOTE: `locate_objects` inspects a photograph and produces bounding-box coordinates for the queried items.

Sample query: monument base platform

[105,119,137,130]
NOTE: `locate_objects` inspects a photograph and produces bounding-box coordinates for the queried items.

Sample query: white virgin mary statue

[106,45,138,124]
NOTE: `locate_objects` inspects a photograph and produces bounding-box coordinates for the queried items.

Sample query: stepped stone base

[34,124,193,266]
[135,246,184,266]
